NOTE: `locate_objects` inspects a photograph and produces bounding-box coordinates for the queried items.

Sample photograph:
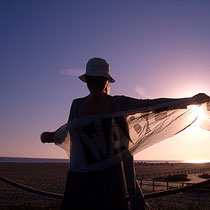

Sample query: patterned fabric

[54,96,210,171]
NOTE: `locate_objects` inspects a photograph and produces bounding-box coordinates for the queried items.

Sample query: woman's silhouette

[41,57,209,210]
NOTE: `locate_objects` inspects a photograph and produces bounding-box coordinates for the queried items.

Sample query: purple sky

[1,0,210,160]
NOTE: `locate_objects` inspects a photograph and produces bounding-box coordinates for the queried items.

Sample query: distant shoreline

[0,156,184,163]
[0,157,69,163]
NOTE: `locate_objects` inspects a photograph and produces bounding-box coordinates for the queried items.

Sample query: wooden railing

[136,167,210,180]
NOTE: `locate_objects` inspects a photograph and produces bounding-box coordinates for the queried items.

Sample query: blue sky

[1,0,210,160]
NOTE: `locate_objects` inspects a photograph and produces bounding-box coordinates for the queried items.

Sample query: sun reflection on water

[184,160,210,163]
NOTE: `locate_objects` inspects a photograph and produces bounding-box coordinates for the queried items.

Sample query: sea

[0,157,184,164]
[0,157,69,163]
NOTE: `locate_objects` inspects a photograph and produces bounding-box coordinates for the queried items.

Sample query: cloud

[135,86,150,98]
[58,68,84,77]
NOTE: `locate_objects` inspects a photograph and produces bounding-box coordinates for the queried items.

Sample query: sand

[0,163,68,209]
[0,162,210,209]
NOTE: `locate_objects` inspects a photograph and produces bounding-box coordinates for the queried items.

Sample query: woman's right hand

[190,93,210,105]
[40,132,55,143]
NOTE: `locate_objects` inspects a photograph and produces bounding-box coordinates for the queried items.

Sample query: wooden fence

[138,179,194,192]
[136,167,210,180]
[136,167,210,192]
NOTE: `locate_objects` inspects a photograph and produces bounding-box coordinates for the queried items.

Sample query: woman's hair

[104,82,110,95]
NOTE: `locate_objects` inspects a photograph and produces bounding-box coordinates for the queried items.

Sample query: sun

[188,104,204,116]
[188,104,206,125]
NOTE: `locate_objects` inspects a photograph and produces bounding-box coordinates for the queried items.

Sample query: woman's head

[79,57,114,96]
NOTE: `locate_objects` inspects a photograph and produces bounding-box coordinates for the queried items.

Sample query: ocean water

[134,160,184,164]
[0,157,69,163]
[0,157,183,163]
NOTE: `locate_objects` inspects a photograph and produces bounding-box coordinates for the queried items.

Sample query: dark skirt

[60,164,131,210]
[60,161,146,210]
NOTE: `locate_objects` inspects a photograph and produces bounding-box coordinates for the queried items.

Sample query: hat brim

[79,73,115,83]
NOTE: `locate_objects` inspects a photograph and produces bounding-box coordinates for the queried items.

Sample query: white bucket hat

[79,57,115,83]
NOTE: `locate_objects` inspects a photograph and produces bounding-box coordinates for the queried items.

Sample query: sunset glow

[185,160,210,164]
[1,1,210,160]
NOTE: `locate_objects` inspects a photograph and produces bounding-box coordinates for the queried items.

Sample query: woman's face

[86,76,108,97]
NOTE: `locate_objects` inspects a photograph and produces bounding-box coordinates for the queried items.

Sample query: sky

[1,0,210,161]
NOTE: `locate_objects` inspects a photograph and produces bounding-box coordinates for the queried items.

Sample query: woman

[41,57,209,210]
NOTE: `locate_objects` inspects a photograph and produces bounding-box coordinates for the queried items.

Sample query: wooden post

[198,187,201,206]
[120,161,131,210]
[153,180,155,191]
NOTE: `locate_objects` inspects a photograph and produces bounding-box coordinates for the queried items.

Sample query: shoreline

[0,156,186,163]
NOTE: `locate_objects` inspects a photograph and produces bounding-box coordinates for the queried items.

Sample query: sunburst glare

[188,104,206,126]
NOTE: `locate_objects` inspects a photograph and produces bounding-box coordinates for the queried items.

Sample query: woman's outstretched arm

[147,93,209,106]
[112,93,209,112]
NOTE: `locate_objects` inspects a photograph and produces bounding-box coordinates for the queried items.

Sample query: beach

[0,162,210,209]
[0,163,67,209]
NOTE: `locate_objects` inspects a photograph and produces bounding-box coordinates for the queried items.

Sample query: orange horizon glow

[184,160,210,164]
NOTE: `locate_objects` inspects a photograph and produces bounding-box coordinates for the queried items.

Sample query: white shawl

[53,99,210,169]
